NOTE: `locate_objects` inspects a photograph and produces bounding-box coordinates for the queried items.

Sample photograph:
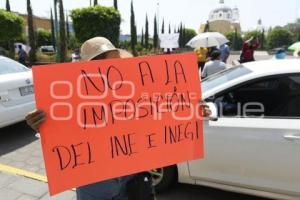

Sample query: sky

[2,0,300,35]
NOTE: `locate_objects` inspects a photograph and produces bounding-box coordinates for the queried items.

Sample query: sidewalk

[0,172,75,200]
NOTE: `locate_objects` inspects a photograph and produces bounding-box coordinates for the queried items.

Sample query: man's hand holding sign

[28,37,205,196]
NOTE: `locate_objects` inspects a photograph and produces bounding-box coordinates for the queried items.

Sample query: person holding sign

[26,37,155,200]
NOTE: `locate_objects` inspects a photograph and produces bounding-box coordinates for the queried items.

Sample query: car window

[215,74,300,119]
[0,57,30,75]
[202,65,252,93]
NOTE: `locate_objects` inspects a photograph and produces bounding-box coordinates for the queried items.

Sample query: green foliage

[0,9,24,42]
[68,33,80,50]
[58,0,67,62]
[6,0,10,11]
[130,0,137,55]
[243,30,261,41]
[114,0,118,10]
[182,28,196,46]
[225,31,243,50]
[27,0,37,63]
[153,15,158,48]
[36,29,51,47]
[50,8,56,50]
[267,27,294,49]
[70,6,121,46]
[284,18,300,42]
[145,14,149,49]
[161,19,164,34]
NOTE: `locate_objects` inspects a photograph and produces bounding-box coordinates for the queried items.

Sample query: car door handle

[283,135,300,141]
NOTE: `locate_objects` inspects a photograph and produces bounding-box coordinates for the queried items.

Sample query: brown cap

[80,37,117,61]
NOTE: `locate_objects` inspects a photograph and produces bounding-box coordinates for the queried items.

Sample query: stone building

[199,0,241,34]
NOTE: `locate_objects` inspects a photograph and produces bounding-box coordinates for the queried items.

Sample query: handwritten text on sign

[33,52,203,195]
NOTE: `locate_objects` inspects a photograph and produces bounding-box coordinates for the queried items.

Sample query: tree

[243,30,261,41]
[285,18,300,42]
[70,6,121,45]
[50,8,56,50]
[94,0,98,6]
[260,29,265,50]
[0,10,23,42]
[66,13,70,40]
[130,0,137,55]
[168,23,171,34]
[114,0,118,10]
[161,18,164,34]
[182,28,196,46]
[141,27,144,47]
[36,29,51,46]
[267,27,294,49]
[179,23,183,47]
[153,15,158,48]
[5,0,14,58]
[225,31,243,50]
[145,14,149,49]
[6,0,10,11]
[27,0,37,63]
[58,0,67,62]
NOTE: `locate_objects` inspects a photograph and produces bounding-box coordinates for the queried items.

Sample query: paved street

[0,122,270,200]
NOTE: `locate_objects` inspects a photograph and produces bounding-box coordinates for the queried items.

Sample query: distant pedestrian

[220,43,230,63]
[240,36,259,63]
[202,50,227,79]
[18,45,27,66]
[194,47,208,71]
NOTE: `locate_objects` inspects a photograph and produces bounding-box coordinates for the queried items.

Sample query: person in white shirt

[201,50,227,78]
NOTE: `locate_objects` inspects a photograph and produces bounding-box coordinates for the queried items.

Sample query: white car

[0,56,35,128]
[153,59,300,200]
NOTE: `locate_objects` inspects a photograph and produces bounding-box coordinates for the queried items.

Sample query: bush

[183,28,197,46]
[70,6,121,46]
[0,9,24,42]
[225,32,243,50]
[267,27,294,49]
[68,33,81,50]
[36,29,52,47]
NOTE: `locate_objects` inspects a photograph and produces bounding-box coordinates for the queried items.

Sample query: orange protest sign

[32,52,204,196]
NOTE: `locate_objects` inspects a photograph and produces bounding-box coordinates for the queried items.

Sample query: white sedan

[0,56,35,128]
[153,59,300,200]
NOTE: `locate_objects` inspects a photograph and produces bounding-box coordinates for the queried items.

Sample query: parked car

[40,45,55,53]
[152,59,300,200]
[0,56,35,128]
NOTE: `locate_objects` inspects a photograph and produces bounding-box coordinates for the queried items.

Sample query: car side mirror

[206,102,218,121]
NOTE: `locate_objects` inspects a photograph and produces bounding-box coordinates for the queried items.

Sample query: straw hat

[80,37,118,61]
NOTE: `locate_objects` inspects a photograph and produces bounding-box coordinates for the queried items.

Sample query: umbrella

[288,42,300,51]
[186,32,229,48]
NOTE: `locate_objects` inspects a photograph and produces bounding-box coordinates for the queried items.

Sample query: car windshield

[0,57,30,75]
[202,65,252,92]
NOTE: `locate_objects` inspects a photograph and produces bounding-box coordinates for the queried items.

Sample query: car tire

[150,165,177,193]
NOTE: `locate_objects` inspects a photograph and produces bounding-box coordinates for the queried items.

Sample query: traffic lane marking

[0,163,47,182]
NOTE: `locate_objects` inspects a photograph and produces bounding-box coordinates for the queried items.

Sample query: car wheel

[149,165,177,193]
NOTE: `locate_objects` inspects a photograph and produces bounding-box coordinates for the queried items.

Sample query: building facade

[199,0,241,34]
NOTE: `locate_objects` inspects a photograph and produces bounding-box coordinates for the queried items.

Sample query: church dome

[208,0,239,22]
